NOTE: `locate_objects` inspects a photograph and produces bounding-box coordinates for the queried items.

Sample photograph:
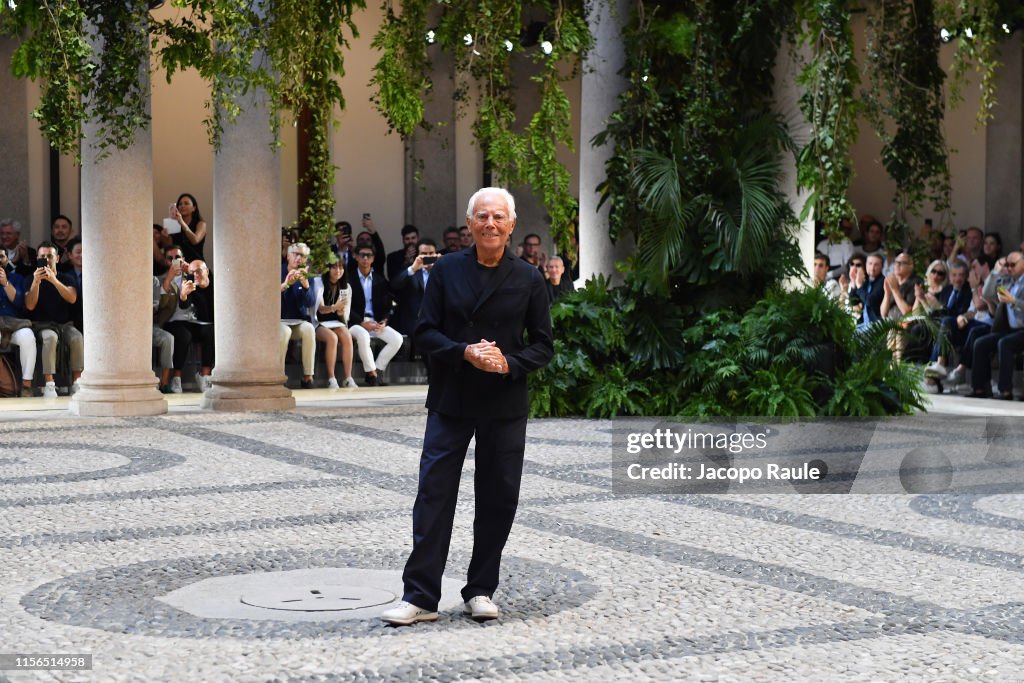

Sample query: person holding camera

[159,248,215,393]
[0,250,38,396]
[25,242,82,398]
[279,242,317,389]
[390,239,439,337]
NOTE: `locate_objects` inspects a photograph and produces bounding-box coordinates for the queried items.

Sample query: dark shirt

[281,263,314,321]
[545,278,575,303]
[30,272,76,324]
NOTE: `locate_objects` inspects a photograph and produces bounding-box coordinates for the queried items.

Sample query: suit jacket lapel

[471,248,515,316]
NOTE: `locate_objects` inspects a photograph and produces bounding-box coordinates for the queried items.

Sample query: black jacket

[390,265,429,336]
[415,247,553,417]
[347,268,394,326]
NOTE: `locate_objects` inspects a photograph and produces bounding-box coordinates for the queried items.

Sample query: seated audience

[313,255,357,389]
[816,217,857,277]
[852,254,885,330]
[0,250,37,396]
[386,225,419,281]
[26,242,82,397]
[391,239,438,337]
[348,245,403,386]
[279,242,316,389]
[0,218,36,277]
[966,252,1024,399]
[160,249,214,393]
[544,256,575,302]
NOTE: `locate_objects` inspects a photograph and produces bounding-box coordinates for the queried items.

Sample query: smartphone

[362,213,371,220]
[182,271,195,283]
[997,286,1009,295]
[36,257,48,269]
[421,255,439,265]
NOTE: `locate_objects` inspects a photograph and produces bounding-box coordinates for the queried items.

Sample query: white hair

[0,218,21,233]
[465,187,516,221]
[288,242,310,256]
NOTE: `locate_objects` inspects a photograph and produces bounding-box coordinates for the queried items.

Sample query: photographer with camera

[0,250,38,396]
[391,239,439,337]
[25,242,82,398]
[159,249,214,393]
[279,242,317,389]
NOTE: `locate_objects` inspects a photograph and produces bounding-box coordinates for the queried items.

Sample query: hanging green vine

[936,0,1017,125]
[864,0,951,242]
[370,0,590,256]
[153,0,363,270]
[1,0,152,159]
[794,0,860,239]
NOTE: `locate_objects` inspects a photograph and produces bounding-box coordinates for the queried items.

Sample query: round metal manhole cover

[240,585,396,612]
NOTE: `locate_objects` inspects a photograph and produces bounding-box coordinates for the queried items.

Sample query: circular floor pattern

[0,442,184,485]
[21,548,597,639]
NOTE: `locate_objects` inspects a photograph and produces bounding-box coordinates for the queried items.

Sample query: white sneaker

[327,377,340,390]
[42,381,58,399]
[380,601,438,626]
[946,366,964,385]
[924,361,947,379]
[195,373,209,392]
[342,376,358,389]
[70,381,81,396]
[923,379,942,394]
[463,595,499,621]
[170,377,182,394]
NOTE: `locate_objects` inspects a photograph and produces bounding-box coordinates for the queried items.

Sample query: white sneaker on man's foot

[924,361,947,379]
[946,366,965,385]
[342,376,358,389]
[170,377,182,394]
[463,595,499,621]
[42,381,58,399]
[380,601,438,626]
[326,377,340,390]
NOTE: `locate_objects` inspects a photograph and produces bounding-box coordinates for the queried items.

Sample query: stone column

[986,35,1023,248]
[405,48,457,231]
[577,0,631,285]
[70,30,166,417]
[201,71,294,411]
[0,37,30,232]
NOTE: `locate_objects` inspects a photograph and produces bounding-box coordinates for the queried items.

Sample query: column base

[200,369,295,412]
[69,371,167,417]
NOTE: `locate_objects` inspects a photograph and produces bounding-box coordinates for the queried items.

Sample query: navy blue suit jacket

[937,283,972,318]
[415,246,553,418]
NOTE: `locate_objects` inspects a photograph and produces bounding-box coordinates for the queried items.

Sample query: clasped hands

[464,339,508,374]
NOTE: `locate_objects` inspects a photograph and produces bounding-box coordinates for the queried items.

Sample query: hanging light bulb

[1002,23,1011,34]
[540,40,553,55]
[463,33,473,46]
[425,30,436,44]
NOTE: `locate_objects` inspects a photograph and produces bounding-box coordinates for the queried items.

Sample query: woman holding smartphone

[312,256,357,389]
[170,193,207,263]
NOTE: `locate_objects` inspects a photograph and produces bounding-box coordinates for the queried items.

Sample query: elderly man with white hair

[280,242,317,389]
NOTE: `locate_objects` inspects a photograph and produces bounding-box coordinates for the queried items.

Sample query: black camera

[36,256,48,269]
[421,255,439,265]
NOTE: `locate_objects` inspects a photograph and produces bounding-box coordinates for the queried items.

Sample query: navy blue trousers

[402,410,527,611]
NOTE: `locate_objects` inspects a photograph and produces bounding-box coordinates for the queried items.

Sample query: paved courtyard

[0,392,1022,681]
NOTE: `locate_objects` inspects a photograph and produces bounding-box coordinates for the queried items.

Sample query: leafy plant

[369,0,590,256]
[863,0,951,241]
[794,0,860,237]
